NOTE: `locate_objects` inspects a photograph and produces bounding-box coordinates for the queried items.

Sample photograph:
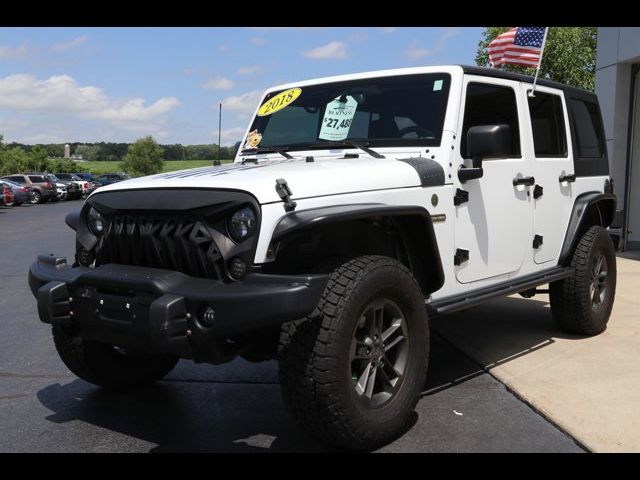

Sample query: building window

[528,92,568,157]
[461,83,521,158]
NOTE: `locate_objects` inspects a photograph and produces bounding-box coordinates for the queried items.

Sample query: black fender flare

[558,192,616,265]
[270,203,445,295]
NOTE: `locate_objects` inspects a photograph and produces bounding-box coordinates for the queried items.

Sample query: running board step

[427,267,572,317]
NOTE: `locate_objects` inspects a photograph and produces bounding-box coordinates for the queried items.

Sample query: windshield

[244,73,451,152]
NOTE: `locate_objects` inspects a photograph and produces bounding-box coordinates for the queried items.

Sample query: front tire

[278,255,429,450]
[52,325,179,390]
[549,225,617,335]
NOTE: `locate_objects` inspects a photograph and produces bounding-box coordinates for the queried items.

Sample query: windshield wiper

[240,147,293,159]
[307,141,385,159]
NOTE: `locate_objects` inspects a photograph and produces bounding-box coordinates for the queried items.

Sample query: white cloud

[251,37,266,46]
[0,41,29,60]
[50,35,88,52]
[405,27,461,60]
[237,65,261,75]
[201,76,234,90]
[303,41,349,60]
[221,90,264,117]
[0,73,179,130]
[381,27,397,34]
[213,127,248,146]
[250,27,326,31]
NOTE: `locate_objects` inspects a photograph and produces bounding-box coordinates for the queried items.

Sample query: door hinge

[533,234,544,249]
[454,248,469,266]
[454,188,469,206]
[533,184,544,199]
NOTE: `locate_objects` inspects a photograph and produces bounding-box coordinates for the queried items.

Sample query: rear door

[522,86,575,264]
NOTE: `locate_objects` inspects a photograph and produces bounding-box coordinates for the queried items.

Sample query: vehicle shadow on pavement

[33,295,576,453]
[428,294,590,386]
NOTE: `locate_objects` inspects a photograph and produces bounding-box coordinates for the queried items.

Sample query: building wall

[596,27,640,249]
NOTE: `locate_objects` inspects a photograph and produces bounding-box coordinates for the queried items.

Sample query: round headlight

[87,207,105,235]
[228,206,257,243]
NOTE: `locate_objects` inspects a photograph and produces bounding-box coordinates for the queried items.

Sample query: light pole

[215,102,222,166]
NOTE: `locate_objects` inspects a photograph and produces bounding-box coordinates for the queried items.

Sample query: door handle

[559,173,576,183]
[513,176,535,187]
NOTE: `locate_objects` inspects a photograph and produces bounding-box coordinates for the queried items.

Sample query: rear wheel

[279,255,429,450]
[31,191,41,204]
[52,325,179,390]
[549,226,617,335]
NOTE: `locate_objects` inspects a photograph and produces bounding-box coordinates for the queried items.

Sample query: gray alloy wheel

[590,252,608,311]
[350,298,409,407]
[31,191,41,204]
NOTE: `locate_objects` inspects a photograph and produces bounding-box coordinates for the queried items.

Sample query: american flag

[488,27,547,68]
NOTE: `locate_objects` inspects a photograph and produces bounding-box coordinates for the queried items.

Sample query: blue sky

[0,27,483,145]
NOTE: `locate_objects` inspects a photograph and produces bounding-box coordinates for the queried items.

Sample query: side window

[28,176,44,183]
[528,92,567,157]
[461,83,521,158]
[569,99,605,158]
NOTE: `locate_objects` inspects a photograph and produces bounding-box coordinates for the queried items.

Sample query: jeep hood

[92,156,443,204]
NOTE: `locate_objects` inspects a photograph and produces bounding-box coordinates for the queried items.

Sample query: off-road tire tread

[278,255,427,450]
[52,325,178,390]
[549,225,616,336]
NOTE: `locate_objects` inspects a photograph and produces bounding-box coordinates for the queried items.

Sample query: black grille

[97,213,224,279]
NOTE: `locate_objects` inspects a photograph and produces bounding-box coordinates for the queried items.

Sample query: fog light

[202,306,216,327]
[229,257,246,279]
[77,247,94,266]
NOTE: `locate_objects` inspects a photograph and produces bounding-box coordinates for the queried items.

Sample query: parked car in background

[1,174,56,204]
[46,174,69,201]
[73,173,100,193]
[52,173,84,200]
[1,178,33,206]
[0,182,13,207]
[93,173,130,187]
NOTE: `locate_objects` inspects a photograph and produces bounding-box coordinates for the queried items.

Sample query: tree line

[1,133,240,177]
[1,139,239,162]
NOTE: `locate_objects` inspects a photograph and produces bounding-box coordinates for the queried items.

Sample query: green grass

[78,159,232,175]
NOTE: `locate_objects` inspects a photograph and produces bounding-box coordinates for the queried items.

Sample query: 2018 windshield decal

[258,88,302,116]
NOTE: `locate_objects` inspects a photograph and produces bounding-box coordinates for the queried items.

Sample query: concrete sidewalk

[433,255,640,452]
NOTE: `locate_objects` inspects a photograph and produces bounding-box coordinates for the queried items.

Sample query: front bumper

[29,255,328,360]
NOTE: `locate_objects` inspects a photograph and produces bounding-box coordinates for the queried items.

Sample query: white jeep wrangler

[29,65,617,450]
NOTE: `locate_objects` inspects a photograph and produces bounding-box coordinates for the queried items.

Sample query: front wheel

[278,256,429,451]
[549,225,617,335]
[52,325,179,390]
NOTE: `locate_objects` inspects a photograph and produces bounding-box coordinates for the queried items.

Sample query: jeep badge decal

[258,88,302,116]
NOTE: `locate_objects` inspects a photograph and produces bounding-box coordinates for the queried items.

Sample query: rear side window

[528,93,567,157]
[461,83,521,158]
[570,99,605,158]
[7,176,24,183]
[568,98,608,176]
[28,175,45,183]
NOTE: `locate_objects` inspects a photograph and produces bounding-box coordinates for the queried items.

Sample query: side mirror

[467,124,512,165]
[458,124,512,183]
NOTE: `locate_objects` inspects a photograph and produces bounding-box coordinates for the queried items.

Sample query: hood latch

[275,178,297,212]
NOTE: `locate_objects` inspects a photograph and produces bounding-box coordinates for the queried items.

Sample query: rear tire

[31,191,41,204]
[549,226,616,336]
[278,255,429,451]
[52,325,179,390]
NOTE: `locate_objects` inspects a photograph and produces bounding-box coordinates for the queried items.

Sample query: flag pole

[529,27,549,97]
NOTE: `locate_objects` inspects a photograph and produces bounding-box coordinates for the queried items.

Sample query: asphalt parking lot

[0,200,584,452]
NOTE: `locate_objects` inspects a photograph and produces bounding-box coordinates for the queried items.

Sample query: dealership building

[596,27,640,250]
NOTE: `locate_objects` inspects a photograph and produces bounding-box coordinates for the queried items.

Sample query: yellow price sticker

[257,88,302,116]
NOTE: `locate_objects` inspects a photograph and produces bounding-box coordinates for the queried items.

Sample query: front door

[454,77,533,284]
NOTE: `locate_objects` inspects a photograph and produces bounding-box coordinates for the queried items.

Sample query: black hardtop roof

[460,65,596,100]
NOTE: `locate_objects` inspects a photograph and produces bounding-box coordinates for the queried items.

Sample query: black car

[1,178,34,205]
